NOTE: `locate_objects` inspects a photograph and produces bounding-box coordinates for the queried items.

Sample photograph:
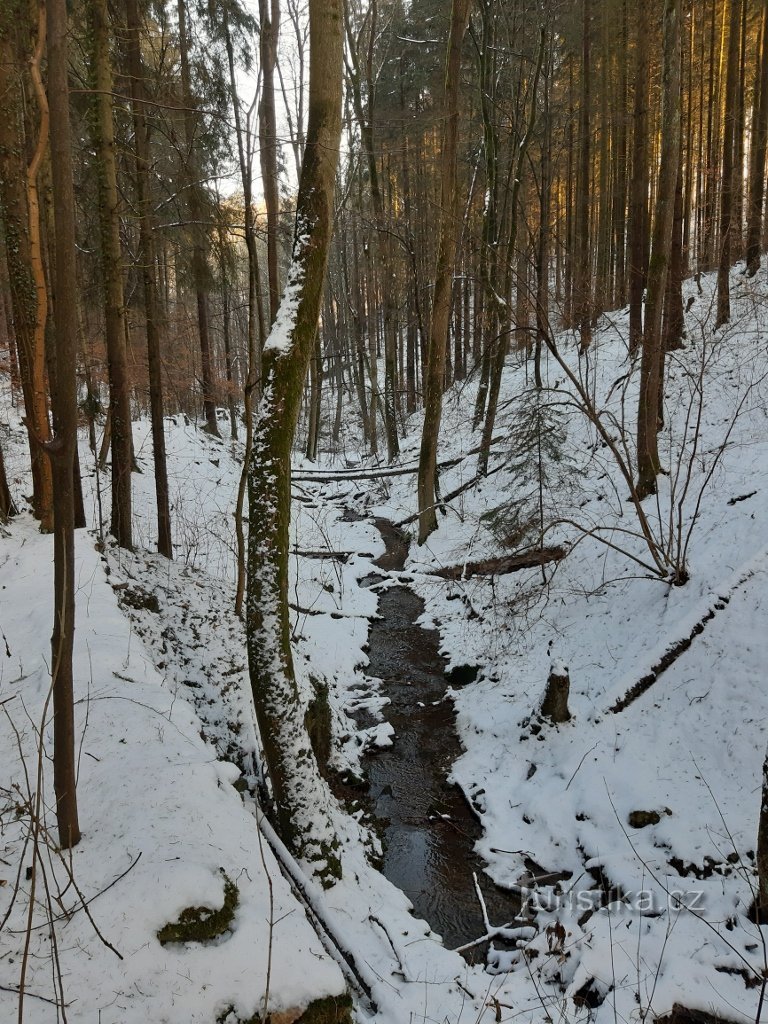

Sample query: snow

[2,262,768,1023]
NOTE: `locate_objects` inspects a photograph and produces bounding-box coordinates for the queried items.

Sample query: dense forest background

[5,3,768,1022]
[5,0,768,533]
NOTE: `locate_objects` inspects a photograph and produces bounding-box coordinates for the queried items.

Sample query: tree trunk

[746,0,768,276]
[715,0,741,329]
[662,160,685,354]
[177,0,219,436]
[636,0,682,500]
[91,0,133,549]
[224,10,265,618]
[416,0,472,544]
[758,746,768,919]
[574,0,592,352]
[45,0,81,850]
[344,1,400,462]
[628,3,649,355]
[476,31,545,480]
[0,439,16,521]
[246,0,343,882]
[0,9,53,530]
[124,0,172,557]
[259,0,282,325]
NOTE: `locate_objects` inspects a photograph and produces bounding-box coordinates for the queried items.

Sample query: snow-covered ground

[2,264,768,1023]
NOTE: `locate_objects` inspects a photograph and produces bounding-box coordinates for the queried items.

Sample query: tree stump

[541,660,571,723]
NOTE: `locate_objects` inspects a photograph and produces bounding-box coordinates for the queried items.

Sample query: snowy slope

[1,264,768,1024]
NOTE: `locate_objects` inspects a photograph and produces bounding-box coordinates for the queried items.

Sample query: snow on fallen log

[431,545,567,580]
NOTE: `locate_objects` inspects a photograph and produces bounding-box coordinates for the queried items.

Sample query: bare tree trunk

[636,0,682,500]
[662,159,686,356]
[91,0,133,549]
[224,11,265,618]
[715,0,741,329]
[0,10,53,530]
[246,0,343,881]
[612,0,628,307]
[177,0,219,436]
[535,39,551,391]
[344,1,400,462]
[628,3,648,355]
[758,746,768,919]
[417,0,472,544]
[45,0,81,850]
[259,0,282,324]
[125,0,172,557]
[0,439,16,521]
[574,0,592,352]
[305,331,322,462]
[476,31,545,480]
[746,0,768,276]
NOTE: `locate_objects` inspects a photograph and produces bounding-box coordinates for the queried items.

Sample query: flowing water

[360,518,521,954]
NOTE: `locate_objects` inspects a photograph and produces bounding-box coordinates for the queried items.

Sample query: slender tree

[0,6,53,530]
[246,0,344,880]
[259,0,282,324]
[636,0,682,500]
[90,0,133,548]
[45,0,81,849]
[716,0,742,328]
[177,0,220,436]
[124,0,173,557]
[417,0,472,544]
[746,0,768,276]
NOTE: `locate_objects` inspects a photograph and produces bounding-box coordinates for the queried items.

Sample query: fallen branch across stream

[291,435,504,483]
[432,545,567,580]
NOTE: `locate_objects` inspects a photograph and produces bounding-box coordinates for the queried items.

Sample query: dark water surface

[360,519,520,953]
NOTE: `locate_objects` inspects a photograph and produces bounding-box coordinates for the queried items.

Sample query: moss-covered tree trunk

[246,0,343,885]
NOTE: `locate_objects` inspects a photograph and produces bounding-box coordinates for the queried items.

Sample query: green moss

[304,677,332,777]
[216,992,352,1024]
[157,871,238,945]
[297,993,353,1024]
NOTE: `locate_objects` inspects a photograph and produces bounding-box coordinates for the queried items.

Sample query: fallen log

[291,549,353,562]
[432,545,567,580]
[292,435,505,483]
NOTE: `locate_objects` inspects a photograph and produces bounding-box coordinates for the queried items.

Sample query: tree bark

[45,0,81,850]
[124,0,172,557]
[344,0,400,462]
[715,0,741,329]
[246,0,343,882]
[259,0,282,324]
[0,8,53,530]
[0,439,16,521]
[758,746,768,919]
[636,0,682,500]
[416,0,472,544]
[628,3,649,355]
[224,9,266,618]
[746,0,768,276]
[177,0,220,436]
[574,0,592,352]
[91,0,133,549]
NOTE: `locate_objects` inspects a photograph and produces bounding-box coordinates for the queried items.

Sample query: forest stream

[358,517,521,955]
